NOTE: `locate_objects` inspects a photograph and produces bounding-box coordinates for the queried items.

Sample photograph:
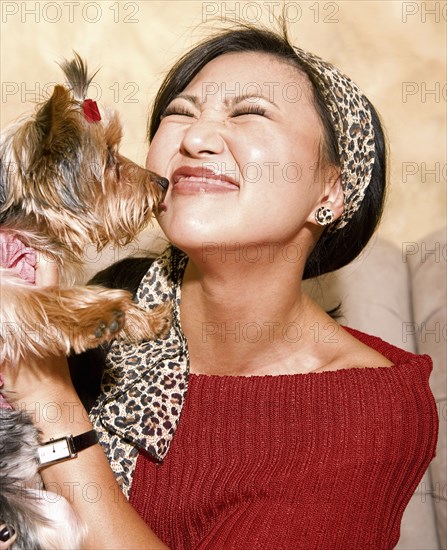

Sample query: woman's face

[147,51,331,255]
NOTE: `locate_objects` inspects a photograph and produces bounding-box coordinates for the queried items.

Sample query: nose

[155,176,169,190]
[179,118,225,158]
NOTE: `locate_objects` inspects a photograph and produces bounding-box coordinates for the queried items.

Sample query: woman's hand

[2,255,169,548]
[0,525,17,550]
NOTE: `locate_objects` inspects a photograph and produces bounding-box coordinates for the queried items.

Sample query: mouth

[171,166,239,194]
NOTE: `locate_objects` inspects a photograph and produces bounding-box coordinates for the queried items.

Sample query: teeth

[176,176,235,185]
[179,177,213,184]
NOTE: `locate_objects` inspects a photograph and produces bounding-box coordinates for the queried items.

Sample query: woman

[3,26,438,549]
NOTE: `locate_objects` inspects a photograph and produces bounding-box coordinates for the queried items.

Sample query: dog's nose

[156,177,169,190]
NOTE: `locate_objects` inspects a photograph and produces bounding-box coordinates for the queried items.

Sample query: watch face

[38,438,72,465]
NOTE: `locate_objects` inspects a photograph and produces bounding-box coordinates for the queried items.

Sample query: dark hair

[148,26,387,278]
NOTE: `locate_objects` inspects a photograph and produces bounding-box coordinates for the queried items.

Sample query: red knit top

[129,329,438,549]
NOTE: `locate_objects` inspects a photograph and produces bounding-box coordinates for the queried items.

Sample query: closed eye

[161,105,195,118]
[231,105,267,117]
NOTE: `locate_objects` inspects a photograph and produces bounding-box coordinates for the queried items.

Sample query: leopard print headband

[293,47,376,230]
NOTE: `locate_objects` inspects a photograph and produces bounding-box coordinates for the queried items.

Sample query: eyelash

[161,104,267,118]
[232,105,266,117]
[161,105,194,118]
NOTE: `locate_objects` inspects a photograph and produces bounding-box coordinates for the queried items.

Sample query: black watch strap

[72,429,99,453]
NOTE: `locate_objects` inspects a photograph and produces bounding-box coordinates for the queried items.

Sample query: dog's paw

[92,309,125,340]
[120,301,173,342]
[66,289,137,352]
[71,306,126,352]
[150,302,173,338]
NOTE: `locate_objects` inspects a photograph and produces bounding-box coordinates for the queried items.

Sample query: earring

[315,206,334,226]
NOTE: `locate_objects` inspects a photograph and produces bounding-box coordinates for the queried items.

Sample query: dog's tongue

[0,231,37,285]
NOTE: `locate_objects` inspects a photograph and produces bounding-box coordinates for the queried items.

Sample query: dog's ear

[27,85,86,211]
[104,112,123,149]
[33,85,81,159]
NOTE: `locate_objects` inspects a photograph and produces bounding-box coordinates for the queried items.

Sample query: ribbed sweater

[129,329,438,549]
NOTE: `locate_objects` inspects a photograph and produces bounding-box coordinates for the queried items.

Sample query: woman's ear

[307,166,344,226]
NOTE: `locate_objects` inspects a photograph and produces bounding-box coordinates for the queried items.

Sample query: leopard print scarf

[294,47,376,230]
[89,246,189,496]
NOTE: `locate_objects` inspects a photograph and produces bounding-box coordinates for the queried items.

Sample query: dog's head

[0,54,168,262]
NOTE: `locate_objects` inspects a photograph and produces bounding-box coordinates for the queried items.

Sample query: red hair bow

[83,99,101,122]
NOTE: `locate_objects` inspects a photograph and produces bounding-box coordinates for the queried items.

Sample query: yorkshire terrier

[0,54,171,548]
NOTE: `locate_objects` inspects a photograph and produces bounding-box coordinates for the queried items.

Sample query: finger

[35,252,59,287]
[0,525,17,550]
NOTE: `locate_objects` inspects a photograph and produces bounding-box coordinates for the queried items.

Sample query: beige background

[0,4,446,545]
[1,0,446,258]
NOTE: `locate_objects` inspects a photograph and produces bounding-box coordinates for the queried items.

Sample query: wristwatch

[38,429,99,467]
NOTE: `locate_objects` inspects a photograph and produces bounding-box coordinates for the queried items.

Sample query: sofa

[81,226,446,549]
[303,227,446,549]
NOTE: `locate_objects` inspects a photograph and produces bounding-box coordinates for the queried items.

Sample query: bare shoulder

[314,325,394,373]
